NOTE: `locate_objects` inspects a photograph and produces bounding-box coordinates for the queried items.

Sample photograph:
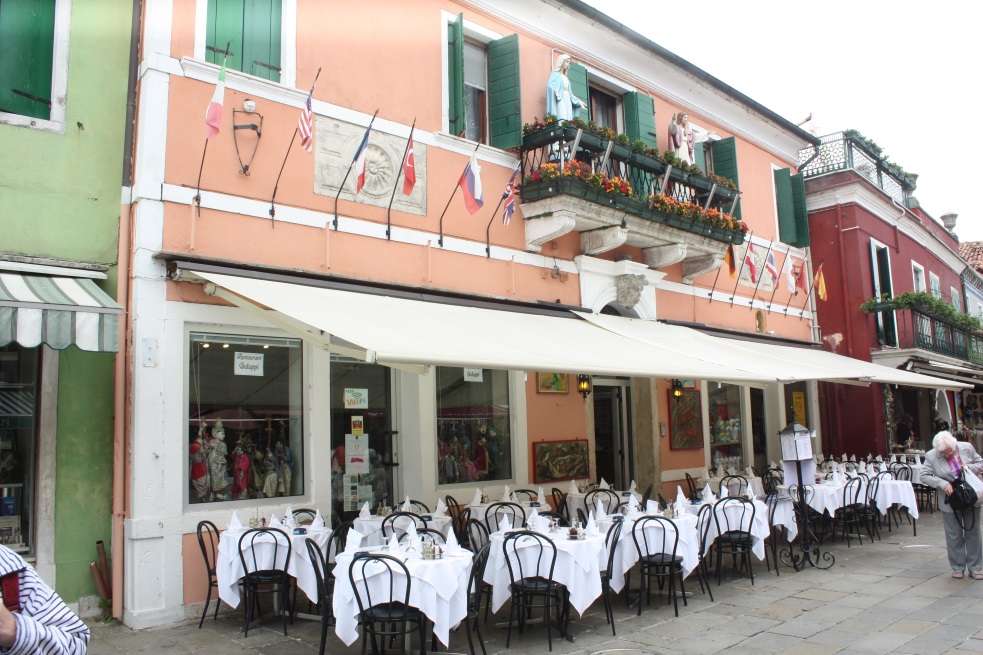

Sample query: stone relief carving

[615,274,649,310]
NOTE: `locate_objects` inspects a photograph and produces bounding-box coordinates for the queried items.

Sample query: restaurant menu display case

[708,382,744,470]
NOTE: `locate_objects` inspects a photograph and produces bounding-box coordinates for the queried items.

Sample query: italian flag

[205,57,227,140]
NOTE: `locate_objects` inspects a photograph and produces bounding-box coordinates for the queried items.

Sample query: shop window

[206,0,282,81]
[436,367,512,485]
[0,346,37,555]
[329,360,393,516]
[187,333,303,505]
[708,382,744,470]
[446,13,521,149]
[0,0,55,120]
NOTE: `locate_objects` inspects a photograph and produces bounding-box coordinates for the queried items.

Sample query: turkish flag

[795,263,810,295]
[402,136,416,195]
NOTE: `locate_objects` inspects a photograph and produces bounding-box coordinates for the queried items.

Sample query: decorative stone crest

[615,274,649,310]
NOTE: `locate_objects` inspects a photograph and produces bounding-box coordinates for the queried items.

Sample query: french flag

[458,154,484,214]
[353,124,372,194]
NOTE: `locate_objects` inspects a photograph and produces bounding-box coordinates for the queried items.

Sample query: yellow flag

[814,265,827,301]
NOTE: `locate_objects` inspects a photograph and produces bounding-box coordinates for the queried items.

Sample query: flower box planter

[610,143,632,160]
[521,125,567,150]
[641,205,744,243]
[613,193,645,216]
[627,151,666,176]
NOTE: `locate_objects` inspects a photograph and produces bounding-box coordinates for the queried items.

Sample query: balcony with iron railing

[518,121,747,280]
[871,304,983,365]
[798,131,917,206]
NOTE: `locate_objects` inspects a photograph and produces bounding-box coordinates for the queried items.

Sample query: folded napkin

[435,498,448,516]
[586,510,599,535]
[867,453,873,461]
[727,467,736,476]
[445,526,462,555]
[849,454,856,462]
[229,511,243,531]
[471,488,483,506]
[387,533,400,554]
[269,514,284,529]
[857,461,867,474]
[676,485,688,508]
[715,466,725,478]
[875,455,883,462]
[627,493,640,515]
[629,480,638,493]
[915,454,922,466]
[359,502,371,519]
[890,454,897,463]
[768,461,777,470]
[842,453,848,462]
[311,510,326,530]
[537,486,547,505]
[342,528,363,553]
[568,479,578,495]
[646,499,660,514]
[405,521,418,543]
[719,485,729,498]
[285,505,296,528]
[528,508,539,530]
[498,515,512,533]
[510,492,520,504]
[595,498,605,519]
[402,495,411,512]
[701,467,710,480]
[500,485,511,502]
[599,478,610,490]
[832,471,845,485]
[745,466,755,477]
[705,489,717,504]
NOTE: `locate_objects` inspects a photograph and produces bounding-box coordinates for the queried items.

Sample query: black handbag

[946,472,979,512]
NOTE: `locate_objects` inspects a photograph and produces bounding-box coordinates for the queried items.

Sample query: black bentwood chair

[466,519,494,619]
[237,527,293,637]
[484,502,525,532]
[305,538,332,655]
[382,512,426,540]
[196,520,221,628]
[632,515,686,617]
[349,553,426,655]
[551,488,569,522]
[585,489,621,515]
[712,497,757,586]
[599,520,624,634]
[463,543,492,655]
[502,531,568,651]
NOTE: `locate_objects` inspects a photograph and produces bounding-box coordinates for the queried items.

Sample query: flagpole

[748,240,775,309]
[729,232,754,307]
[799,257,825,320]
[334,109,379,230]
[386,119,415,241]
[485,164,518,258]
[439,143,481,248]
[767,251,790,312]
[193,139,209,212]
[268,67,321,227]
[708,245,728,303]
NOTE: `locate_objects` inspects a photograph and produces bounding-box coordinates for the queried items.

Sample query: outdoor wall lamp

[671,379,684,399]
[577,374,592,401]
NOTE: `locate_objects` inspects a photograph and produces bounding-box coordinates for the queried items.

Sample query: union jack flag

[502,165,520,225]
[298,79,316,152]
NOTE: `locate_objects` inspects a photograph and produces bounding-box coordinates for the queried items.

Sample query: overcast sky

[583,0,983,242]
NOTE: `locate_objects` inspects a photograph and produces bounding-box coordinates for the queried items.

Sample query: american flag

[298,78,316,152]
[501,165,519,225]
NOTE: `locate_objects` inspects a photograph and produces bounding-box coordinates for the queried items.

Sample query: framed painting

[537,372,569,394]
[669,390,703,450]
[533,440,589,483]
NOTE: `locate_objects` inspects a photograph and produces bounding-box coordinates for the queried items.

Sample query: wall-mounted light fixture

[671,379,684,399]
[577,374,592,401]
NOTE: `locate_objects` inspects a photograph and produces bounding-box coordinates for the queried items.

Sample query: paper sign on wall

[346,433,369,475]
[792,392,806,424]
[351,416,364,435]
[234,352,264,376]
[344,388,369,409]
[463,367,484,382]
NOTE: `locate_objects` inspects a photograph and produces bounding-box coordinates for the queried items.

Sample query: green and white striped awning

[0,272,122,352]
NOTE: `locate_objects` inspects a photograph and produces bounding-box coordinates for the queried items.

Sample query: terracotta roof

[959,241,983,273]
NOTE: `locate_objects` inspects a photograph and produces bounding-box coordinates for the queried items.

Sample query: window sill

[0,111,66,135]
[180,58,305,107]
[433,132,518,168]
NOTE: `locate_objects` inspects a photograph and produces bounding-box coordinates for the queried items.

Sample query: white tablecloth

[217,527,331,608]
[780,479,919,520]
[700,476,765,498]
[484,531,605,617]
[597,514,700,592]
[468,502,536,527]
[354,515,453,546]
[697,499,772,560]
[333,548,472,647]
[564,490,639,521]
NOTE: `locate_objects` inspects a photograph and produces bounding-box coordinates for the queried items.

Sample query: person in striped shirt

[0,545,89,654]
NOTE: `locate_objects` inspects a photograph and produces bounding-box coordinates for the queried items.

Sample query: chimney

[941,212,958,232]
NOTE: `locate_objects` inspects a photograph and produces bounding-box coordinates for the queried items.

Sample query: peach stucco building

[122,0,829,626]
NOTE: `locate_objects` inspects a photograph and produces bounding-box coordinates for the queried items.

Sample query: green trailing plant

[845,129,918,188]
[631,139,648,153]
[860,291,983,333]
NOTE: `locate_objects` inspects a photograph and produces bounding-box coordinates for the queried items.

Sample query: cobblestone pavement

[89,509,983,655]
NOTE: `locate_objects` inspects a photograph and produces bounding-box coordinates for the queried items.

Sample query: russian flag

[458,154,484,214]
[353,124,372,194]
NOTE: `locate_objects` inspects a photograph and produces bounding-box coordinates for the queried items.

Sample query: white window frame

[585,78,626,135]
[929,272,941,299]
[0,0,72,133]
[871,238,898,346]
[770,163,783,238]
[951,287,961,312]
[193,0,298,89]
[439,11,502,138]
[911,262,926,293]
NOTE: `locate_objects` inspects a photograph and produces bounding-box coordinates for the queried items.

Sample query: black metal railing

[799,131,915,205]
[886,306,983,365]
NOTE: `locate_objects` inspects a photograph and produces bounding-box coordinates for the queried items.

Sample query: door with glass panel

[592,381,633,490]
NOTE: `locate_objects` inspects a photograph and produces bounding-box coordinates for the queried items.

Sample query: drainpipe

[834,199,854,359]
[112,0,143,620]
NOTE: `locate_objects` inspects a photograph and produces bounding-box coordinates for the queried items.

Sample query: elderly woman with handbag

[921,431,983,579]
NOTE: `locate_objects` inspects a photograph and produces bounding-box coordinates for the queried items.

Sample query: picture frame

[533,440,589,483]
[669,390,703,450]
[536,372,569,394]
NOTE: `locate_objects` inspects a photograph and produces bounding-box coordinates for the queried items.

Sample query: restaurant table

[484,530,606,617]
[564,490,640,521]
[596,513,700,593]
[699,476,766,498]
[686,499,772,560]
[469,501,537,527]
[354,514,453,546]
[216,526,331,608]
[333,546,473,648]
[779,479,919,521]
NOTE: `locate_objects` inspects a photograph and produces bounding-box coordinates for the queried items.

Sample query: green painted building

[0,0,132,608]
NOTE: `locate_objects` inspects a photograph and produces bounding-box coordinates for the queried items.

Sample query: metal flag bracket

[232,109,263,175]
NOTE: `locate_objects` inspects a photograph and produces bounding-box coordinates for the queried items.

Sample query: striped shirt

[0,546,89,654]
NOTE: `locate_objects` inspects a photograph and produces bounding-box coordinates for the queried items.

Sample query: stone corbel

[525,213,577,252]
[681,253,724,284]
[580,226,628,256]
[642,243,687,269]
[615,274,649,310]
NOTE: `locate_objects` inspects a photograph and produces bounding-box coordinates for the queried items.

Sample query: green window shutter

[711,137,741,219]
[623,91,656,149]
[566,62,588,119]
[488,34,521,150]
[0,0,55,120]
[774,168,797,245]
[242,0,281,81]
[447,13,465,136]
[693,142,705,173]
[790,172,809,248]
[207,0,245,73]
